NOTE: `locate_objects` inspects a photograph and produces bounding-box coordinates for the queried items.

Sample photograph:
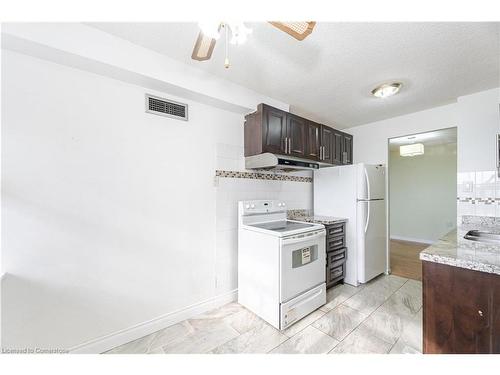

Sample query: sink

[464,230,500,244]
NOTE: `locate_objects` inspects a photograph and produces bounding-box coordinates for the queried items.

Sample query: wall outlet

[463,181,474,193]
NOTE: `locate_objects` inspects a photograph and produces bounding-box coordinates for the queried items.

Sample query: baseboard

[390,235,435,245]
[68,288,238,354]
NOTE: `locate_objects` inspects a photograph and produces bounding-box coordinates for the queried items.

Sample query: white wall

[457,89,500,172]
[0,50,312,352]
[389,143,457,243]
[347,88,500,221]
[348,102,458,165]
[2,23,289,115]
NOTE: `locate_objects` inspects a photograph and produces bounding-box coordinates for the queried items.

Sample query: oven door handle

[282,230,325,245]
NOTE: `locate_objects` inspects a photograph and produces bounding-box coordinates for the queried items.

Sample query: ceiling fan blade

[191,32,217,61]
[268,22,316,41]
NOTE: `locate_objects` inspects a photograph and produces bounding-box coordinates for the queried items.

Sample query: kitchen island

[419,216,500,354]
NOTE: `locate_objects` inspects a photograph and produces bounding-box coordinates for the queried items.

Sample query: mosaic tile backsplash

[457,170,500,217]
[215,170,313,183]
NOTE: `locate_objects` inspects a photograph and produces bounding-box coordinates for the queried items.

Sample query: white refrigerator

[314,163,387,286]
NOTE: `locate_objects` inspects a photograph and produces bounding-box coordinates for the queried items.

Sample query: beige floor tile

[162,319,239,354]
[330,324,392,354]
[210,323,287,354]
[282,309,326,337]
[271,326,339,354]
[312,304,367,341]
[322,283,361,312]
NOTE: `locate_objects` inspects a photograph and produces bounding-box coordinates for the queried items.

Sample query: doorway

[388,127,457,280]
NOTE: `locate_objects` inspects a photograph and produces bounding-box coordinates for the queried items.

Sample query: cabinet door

[287,114,307,157]
[342,133,353,164]
[423,261,492,354]
[333,131,343,164]
[320,125,334,164]
[262,105,287,154]
[305,121,321,160]
[451,265,491,353]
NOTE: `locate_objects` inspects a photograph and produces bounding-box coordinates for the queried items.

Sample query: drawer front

[326,223,345,237]
[327,235,345,251]
[328,249,346,267]
[329,264,344,281]
[280,283,326,330]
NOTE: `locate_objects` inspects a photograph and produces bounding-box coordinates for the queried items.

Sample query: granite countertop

[287,209,348,225]
[419,216,500,275]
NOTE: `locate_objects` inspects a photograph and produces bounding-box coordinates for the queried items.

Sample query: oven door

[280,229,326,302]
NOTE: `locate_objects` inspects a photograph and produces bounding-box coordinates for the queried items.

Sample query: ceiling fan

[192,22,316,68]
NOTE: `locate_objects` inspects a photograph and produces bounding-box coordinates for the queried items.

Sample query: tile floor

[106,274,422,354]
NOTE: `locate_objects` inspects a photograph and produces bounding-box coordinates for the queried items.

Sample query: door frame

[385,126,458,275]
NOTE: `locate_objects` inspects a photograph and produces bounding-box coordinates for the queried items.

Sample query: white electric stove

[238,200,326,330]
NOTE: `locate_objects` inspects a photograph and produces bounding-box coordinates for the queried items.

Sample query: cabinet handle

[320,146,323,160]
[343,151,347,163]
[478,310,483,317]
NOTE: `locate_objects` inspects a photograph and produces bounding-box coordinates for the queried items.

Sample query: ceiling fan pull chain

[224,23,230,69]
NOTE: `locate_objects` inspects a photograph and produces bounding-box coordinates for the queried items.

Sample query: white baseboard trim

[390,235,435,245]
[68,288,238,354]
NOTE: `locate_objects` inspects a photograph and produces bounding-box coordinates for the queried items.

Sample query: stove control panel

[240,200,286,214]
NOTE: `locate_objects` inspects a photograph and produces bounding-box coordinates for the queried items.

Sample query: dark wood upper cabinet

[244,103,353,165]
[286,114,307,158]
[423,261,500,354]
[342,133,353,164]
[305,121,321,161]
[332,131,343,164]
[262,104,287,155]
[320,126,334,164]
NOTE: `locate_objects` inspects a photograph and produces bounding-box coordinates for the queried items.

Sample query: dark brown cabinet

[332,131,343,164]
[342,133,353,164]
[325,222,347,288]
[319,126,334,164]
[261,104,288,155]
[422,261,500,354]
[244,103,353,166]
[305,121,321,160]
[286,114,307,157]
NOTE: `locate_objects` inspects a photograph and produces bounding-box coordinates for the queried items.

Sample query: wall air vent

[145,94,188,121]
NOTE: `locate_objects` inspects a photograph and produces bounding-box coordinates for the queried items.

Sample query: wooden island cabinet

[422,260,500,354]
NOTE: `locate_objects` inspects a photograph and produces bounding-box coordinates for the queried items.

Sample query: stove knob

[245,204,250,209]
[250,204,255,208]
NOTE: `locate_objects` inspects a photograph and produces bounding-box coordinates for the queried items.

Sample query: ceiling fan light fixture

[229,22,253,45]
[198,21,222,40]
[371,82,403,98]
[268,21,316,41]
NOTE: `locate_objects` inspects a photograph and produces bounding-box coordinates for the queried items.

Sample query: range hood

[245,153,320,171]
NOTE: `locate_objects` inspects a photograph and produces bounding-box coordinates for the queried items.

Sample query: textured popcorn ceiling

[88,22,500,128]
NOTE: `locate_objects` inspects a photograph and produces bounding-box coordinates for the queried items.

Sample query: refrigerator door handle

[364,167,371,200]
[364,201,370,233]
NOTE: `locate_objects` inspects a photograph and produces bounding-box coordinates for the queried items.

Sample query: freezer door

[356,200,387,283]
[357,164,386,200]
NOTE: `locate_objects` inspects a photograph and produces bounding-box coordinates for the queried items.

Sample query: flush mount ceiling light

[400,143,424,157]
[371,82,403,98]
